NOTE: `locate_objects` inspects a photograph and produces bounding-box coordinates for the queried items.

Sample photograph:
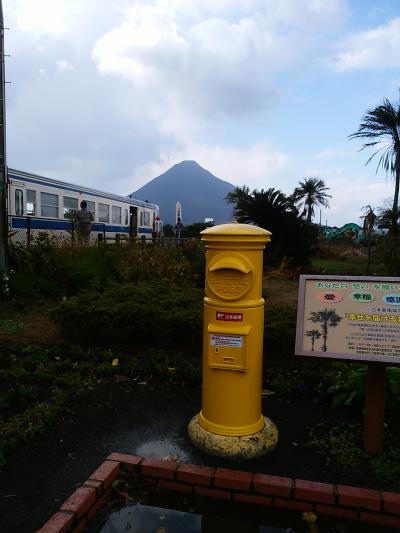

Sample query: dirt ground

[0,300,60,345]
[263,276,299,308]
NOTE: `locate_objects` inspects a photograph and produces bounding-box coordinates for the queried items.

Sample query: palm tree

[292,178,331,223]
[226,186,292,224]
[349,94,400,226]
[225,186,317,266]
[361,205,377,275]
[305,329,321,351]
[308,308,342,352]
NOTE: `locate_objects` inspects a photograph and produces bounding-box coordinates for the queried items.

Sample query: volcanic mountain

[130,160,235,224]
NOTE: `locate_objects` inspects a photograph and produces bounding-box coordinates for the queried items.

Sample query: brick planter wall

[37,453,400,532]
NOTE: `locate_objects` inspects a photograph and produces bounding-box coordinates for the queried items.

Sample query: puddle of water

[100,504,200,532]
[135,439,191,462]
[99,504,302,533]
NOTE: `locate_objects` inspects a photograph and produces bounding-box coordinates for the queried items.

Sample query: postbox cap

[201,223,271,238]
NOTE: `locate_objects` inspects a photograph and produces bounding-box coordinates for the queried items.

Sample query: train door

[9,181,24,216]
[129,206,138,238]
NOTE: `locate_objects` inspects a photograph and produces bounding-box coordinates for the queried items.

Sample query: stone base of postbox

[188,414,278,460]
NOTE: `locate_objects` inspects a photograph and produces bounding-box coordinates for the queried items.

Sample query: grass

[311,257,373,276]
[0,343,200,469]
[0,319,25,335]
[306,422,400,491]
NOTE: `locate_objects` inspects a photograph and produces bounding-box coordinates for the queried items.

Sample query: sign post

[295,275,400,454]
[364,363,386,454]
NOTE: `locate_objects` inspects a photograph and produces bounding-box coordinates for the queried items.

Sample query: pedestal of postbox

[188,223,278,460]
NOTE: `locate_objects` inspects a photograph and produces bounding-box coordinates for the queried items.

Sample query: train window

[26,190,36,215]
[99,203,109,223]
[143,211,150,226]
[85,201,95,219]
[124,209,128,225]
[15,189,24,215]
[63,196,78,218]
[41,192,59,218]
[139,211,143,226]
[112,206,121,224]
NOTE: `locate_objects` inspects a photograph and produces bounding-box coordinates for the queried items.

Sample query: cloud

[56,60,73,71]
[313,147,356,159]
[5,0,81,35]
[330,176,393,222]
[93,0,348,124]
[331,17,400,71]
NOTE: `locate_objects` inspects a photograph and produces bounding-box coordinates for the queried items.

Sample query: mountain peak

[131,161,235,224]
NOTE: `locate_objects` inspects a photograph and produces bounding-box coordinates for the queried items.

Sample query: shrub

[264,303,297,358]
[52,282,203,348]
[119,240,204,287]
[326,364,400,410]
[7,240,205,298]
[306,422,400,490]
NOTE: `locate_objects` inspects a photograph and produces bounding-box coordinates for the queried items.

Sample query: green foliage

[8,241,119,297]
[292,177,331,223]
[226,186,318,266]
[119,240,204,287]
[182,222,211,238]
[0,342,201,469]
[326,364,400,410]
[349,94,400,214]
[264,303,297,358]
[7,239,205,298]
[307,422,400,491]
[163,224,174,237]
[52,282,203,347]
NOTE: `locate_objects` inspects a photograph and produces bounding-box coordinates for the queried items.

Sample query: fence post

[103,224,106,241]
[27,216,31,247]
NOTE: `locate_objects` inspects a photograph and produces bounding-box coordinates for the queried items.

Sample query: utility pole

[0,0,7,272]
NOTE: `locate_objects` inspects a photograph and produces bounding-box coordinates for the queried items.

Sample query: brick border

[37,453,400,532]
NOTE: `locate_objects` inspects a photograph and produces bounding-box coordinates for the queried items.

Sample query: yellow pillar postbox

[188,223,278,460]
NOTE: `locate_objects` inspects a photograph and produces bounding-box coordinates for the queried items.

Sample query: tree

[308,308,342,352]
[226,186,318,266]
[305,329,321,351]
[183,222,211,238]
[361,205,377,275]
[292,178,331,223]
[349,94,400,227]
[163,223,174,237]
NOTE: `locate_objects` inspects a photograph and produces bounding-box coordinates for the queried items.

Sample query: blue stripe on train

[11,217,153,234]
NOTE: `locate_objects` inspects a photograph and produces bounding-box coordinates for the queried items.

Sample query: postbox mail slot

[208,326,251,371]
[209,256,251,274]
[207,253,253,301]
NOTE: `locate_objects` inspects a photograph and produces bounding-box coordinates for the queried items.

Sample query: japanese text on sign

[295,276,400,364]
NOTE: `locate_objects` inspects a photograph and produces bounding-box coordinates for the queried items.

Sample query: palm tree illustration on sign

[308,308,342,352]
[305,329,321,351]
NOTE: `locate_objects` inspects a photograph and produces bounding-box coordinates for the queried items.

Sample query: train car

[8,168,162,243]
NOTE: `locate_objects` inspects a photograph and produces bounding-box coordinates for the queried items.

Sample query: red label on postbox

[216,312,243,321]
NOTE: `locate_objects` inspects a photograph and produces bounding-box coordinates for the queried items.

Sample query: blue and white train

[8,168,162,243]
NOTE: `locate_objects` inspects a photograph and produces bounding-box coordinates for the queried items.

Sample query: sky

[3,0,400,226]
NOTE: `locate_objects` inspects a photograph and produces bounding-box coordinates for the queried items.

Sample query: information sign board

[295,275,400,364]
